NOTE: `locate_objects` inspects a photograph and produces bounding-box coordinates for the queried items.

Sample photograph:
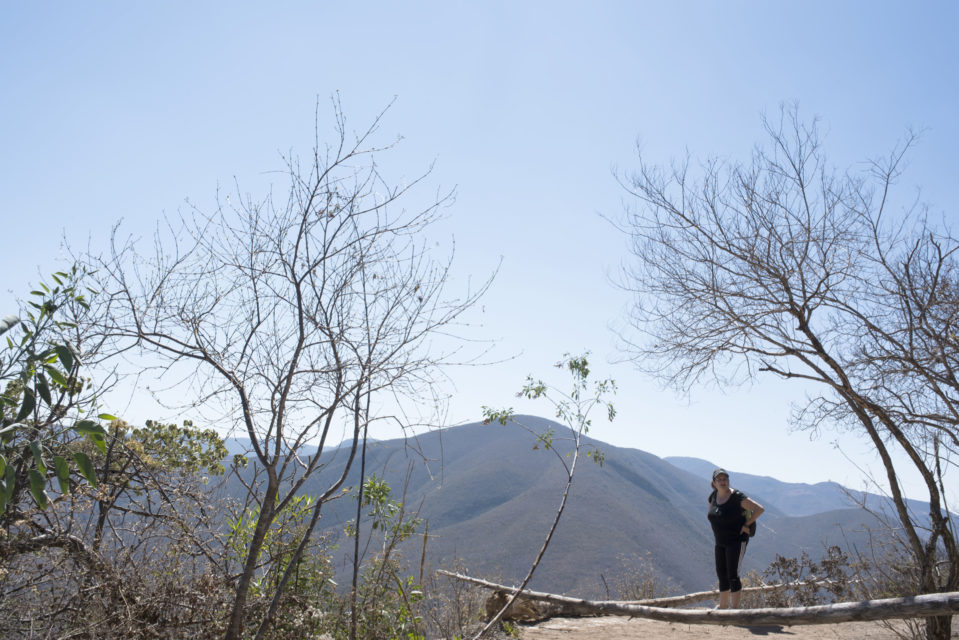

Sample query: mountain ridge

[225,416,899,595]
[664,455,929,518]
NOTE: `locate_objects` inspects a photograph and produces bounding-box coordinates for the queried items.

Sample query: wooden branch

[641,581,849,607]
[437,570,842,607]
[435,570,959,625]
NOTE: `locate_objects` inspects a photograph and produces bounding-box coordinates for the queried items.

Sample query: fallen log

[435,570,959,626]
[438,570,842,608]
[635,579,857,607]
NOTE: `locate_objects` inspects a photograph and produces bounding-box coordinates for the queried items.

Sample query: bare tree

[616,106,957,640]
[90,99,490,640]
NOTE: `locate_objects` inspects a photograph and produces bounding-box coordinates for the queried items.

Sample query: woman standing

[707,468,764,609]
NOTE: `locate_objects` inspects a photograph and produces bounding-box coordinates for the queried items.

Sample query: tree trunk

[224,477,279,640]
[440,570,846,608]
[437,571,959,627]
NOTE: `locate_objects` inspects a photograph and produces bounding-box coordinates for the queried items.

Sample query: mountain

[664,456,929,518]
[231,416,894,597]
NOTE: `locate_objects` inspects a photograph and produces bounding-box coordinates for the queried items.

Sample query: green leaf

[72,452,97,487]
[0,453,5,476]
[36,373,52,405]
[0,466,13,513]
[53,456,70,494]
[74,420,107,453]
[30,440,47,475]
[0,315,19,336]
[44,365,69,387]
[29,468,48,509]
[3,465,14,502]
[53,344,75,372]
[74,420,107,436]
[97,413,118,421]
[90,433,106,453]
[16,388,36,421]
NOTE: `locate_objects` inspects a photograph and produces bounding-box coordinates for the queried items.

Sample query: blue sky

[2,2,957,501]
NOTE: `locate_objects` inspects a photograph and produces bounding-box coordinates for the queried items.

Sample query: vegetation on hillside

[0,275,490,637]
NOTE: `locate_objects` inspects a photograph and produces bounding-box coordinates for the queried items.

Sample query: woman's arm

[740,497,764,534]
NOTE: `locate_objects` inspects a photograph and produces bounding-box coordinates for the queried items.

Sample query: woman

[707,467,764,609]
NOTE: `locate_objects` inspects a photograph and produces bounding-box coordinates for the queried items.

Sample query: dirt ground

[520,615,959,639]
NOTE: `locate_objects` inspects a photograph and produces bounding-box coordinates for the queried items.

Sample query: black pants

[715,540,748,592]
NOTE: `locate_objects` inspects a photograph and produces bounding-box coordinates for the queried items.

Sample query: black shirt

[707,489,748,545]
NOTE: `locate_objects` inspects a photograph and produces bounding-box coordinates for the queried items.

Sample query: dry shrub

[606,552,679,601]
[419,563,490,639]
[740,546,864,609]
[0,515,233,639]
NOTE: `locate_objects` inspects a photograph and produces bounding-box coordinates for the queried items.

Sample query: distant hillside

[664,456,929,519]
[227,416,894,597]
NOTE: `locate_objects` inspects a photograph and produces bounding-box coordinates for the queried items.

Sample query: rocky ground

[520,615,957,639]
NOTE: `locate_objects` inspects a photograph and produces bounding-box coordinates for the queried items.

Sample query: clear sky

[2,2,957,501]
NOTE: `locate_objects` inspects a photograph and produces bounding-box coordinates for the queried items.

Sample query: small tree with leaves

[0,267,110,524]
[0,270,239,638]
[477,353,615,638]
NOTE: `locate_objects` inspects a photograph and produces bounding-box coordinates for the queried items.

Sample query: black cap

[712,468,729,480]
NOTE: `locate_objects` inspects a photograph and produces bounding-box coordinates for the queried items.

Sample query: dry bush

[0,490,234,639]
[419,563,492,639]
[606,552,679,601]
[851,532,942,640]
[740,546,865,609]
[0,417,241,639]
